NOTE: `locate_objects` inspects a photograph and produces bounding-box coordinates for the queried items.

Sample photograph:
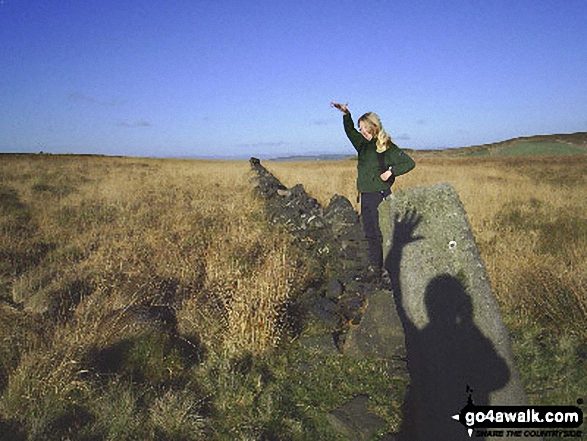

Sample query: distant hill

[269,153,354,162]
[410,132,587,158]
[268,132,587,162]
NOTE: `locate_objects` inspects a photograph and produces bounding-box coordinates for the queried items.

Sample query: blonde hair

[358,112,393,153]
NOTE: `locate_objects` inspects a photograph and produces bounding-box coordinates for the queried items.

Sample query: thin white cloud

[68,91,126,107]
[235,141,287,149]
[116,120,152,128]
[67,92,95,104]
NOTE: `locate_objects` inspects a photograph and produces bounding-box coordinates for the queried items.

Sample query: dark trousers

[360,190,391,269]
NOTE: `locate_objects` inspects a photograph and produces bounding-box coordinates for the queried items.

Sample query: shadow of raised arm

[385,208,423,330]
[392,209,423,248]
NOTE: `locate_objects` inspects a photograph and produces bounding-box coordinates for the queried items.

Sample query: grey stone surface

[383,183,539,441]
[310,297,342,330]
[324,194,360,232]
[327,394,387,441]
[338,290,364,325]
[343,288,406,361]
[326,278,344,300]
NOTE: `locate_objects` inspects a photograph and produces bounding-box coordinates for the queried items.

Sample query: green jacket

[343,113,415,193]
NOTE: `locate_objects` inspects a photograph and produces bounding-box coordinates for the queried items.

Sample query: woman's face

[359,121,374,141]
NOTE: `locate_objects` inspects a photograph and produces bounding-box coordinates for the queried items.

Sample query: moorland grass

[0,155,339,439]
[0,153,585,440]
[464,142,587,157]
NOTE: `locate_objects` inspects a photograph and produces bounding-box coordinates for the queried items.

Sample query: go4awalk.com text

[452,389,584,438]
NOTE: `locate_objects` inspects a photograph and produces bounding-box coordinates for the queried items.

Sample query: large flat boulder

[327,394,387,441]
[343,288,406,361]
[382,183,539,441]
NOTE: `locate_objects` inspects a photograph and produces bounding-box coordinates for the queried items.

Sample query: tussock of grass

[149,389,207,440]
[508,316,587,408]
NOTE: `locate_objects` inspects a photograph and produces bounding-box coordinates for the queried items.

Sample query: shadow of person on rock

[385,209,510,441]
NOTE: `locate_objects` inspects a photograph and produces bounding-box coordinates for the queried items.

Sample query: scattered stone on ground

[344,288,406,361]
[250,158,409,438]
[327,394,387,441]
[249,158,378,340]
[297,334,340,355]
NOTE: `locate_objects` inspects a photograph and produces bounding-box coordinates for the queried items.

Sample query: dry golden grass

[1,156,312,356]
[0,155,318,438]
[1,153,585,438]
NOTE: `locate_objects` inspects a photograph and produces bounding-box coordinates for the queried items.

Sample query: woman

[331,102,415,280]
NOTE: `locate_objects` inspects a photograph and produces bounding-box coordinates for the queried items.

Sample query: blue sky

[1,0,586,158]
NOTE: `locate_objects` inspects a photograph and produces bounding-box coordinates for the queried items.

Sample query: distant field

[464,141,587,157]
[1,154,586,440]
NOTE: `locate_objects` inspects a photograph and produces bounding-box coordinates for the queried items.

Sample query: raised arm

[330,102,349,114]
[330,102,364,152]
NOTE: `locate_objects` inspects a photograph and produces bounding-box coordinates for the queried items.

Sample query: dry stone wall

[249,157,392,347]
[249,159,538,441]
[250,158,408,440]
